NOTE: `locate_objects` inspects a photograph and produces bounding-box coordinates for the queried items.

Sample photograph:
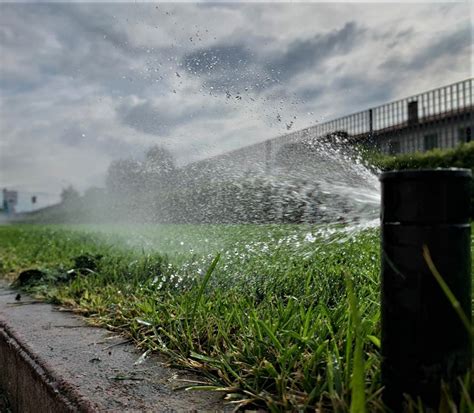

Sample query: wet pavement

[0,282,228,412]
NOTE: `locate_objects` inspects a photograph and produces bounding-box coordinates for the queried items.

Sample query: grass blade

[346,275,367,413]
[191,253,220,322]
[422,245,472,335]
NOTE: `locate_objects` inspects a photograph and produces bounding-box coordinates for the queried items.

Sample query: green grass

[0,223,472,412]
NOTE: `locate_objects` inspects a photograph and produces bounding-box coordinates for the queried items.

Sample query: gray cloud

[117,101,175,136]
[182,41,277,94]
[116,98,231,137]
[333,75,395,110]
[59,125,143,159]
[266,22,365,82]
[298,85,325,102]
[180,22,367,95]
[379,24,471,72]
[183,44,252,76]
[0,3,177,100]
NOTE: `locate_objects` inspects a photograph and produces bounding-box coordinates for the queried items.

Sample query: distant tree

[142,145,177,196]
[104,148,177,222]
[60,185,80,204]
[105,159,145,218]
[105,159,143,195]
[83,187,105,200]
[144,145,176,177]
[82,187,106,207]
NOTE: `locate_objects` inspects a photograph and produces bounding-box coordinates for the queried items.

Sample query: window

[458,127,471,143]
[424,134,438,151]
[407,101,419,125]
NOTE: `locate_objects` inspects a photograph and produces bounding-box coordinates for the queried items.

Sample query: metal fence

[191,78,473,172]
[304,78,473,138]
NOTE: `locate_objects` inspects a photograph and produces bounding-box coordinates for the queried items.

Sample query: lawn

[0,223,471,412]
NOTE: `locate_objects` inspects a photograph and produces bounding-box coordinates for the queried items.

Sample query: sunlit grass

[0,223,471,411]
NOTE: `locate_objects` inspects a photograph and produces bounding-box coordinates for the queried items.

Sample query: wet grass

[0,223,472,412]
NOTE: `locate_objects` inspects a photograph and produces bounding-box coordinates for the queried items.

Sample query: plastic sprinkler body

[379,169,472,410]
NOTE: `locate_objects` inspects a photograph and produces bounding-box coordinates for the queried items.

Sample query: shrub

[373,142,474,217]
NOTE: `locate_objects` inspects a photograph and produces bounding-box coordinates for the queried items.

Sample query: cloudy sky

[0,1,472,210]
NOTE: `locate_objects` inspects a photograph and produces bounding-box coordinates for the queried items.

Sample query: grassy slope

[0,223,471,412]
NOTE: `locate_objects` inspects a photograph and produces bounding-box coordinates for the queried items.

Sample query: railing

[302,78,473,138]
[188,78,473,170]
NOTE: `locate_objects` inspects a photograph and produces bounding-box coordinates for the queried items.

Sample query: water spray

[380,169,472,410]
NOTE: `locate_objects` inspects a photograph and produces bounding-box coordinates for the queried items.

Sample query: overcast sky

[0,1,472,210]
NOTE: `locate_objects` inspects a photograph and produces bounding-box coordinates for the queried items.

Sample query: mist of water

[20,128,381,242]
[12,119,382,289]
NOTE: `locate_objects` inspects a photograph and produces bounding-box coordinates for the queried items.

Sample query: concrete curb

[0,323,95,412]
[0,284,227,412]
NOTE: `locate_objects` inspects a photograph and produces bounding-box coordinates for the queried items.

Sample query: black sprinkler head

[379,168,472,410]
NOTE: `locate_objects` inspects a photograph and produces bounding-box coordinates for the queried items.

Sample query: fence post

[379,169,472,410]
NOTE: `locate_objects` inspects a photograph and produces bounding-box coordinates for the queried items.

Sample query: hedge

[373,142,474,217]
